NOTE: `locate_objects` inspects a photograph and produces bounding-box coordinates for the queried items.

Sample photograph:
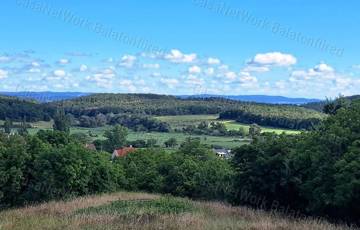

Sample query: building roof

[113,146,136,157]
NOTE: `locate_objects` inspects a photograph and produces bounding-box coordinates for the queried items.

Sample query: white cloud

[207,57,221,65]
[225,71,237,80]
[31,62,40,67]
[85,68,115,88]
[218,65,229,71]
[239,72,258,83]
[119,79,138,92]
[0,56,11,63]
[164,49,197,63]
[119,80,133,87]
[250,52,297,66]
[143,63,160,69]
[151,72,161,78]
[188,65,201,74]
[119,55,136,68]
[80,64,88,72]
[313,63,334,73]
[28,68,41,73]
[0,69,8,79]
[205,67,215,76]
[54,84,65,89]
[58,58,70,65]
[290,63,336,80]
[160,78,179,88]
[186,75,204,85]
[53,69,66,77]
[243,65,270,73]
[275,80,287,90]
[335,77,353,89]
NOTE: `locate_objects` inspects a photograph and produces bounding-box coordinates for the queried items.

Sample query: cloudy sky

[0,0,359,99]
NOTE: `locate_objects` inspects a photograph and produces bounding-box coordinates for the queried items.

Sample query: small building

[112,146,136,159]
[213,148,232,159]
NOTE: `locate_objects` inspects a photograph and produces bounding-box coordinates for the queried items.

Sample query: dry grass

[0,192,355,230]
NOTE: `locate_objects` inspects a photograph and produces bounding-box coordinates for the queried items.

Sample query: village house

[213,148,232,159]
[111,146,136,159]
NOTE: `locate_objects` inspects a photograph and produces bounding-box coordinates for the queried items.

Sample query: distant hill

[0,92,91,103]
[178,94,322,105]
[0,92,322,104]
[0,95,53,121]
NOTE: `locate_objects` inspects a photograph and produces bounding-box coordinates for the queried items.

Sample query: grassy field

[3,114,301,149]
[127,131,249,149]
[23,122,249,149]
[65,127,249,149]
[156,115,302,135]
[0,192,353,230]
[6,114,302,149]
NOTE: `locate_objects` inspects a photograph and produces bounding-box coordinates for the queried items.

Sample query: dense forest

[231,99,360,223]
[0,96,53,122]
[76,113,170,132]
[52,94,324,116]
[219,108,323,130]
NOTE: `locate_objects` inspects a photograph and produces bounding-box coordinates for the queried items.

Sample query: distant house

[112,146,136,159]
[213,148,232,159]
[85,143,97,151]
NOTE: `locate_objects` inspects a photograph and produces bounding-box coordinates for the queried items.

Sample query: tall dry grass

[0,192,356,230]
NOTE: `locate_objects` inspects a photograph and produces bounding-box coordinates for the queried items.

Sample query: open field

[67,127,249,149]
[0,191,354,230]
[155,115,302,135]
[2,115,300,149]
[127,131,249,149]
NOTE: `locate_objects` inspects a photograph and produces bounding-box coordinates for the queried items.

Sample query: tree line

[219,109,323,130]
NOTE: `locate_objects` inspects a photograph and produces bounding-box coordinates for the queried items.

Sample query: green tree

[249,123,261,138]
[53,109,70,133]
[103,125,128,152]
[70,132,91,144]
[0,135,29,206]
[18,117,29,136]
[164,137,178,148]
[3,118,12,134]
[146,139,158,148]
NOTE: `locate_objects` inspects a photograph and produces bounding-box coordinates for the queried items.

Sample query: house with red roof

[111,146,136,159]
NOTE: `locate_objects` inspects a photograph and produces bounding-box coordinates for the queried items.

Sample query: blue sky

[0,0,359,98]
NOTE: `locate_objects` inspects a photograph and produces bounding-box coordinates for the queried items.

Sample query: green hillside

[51,93,325,130]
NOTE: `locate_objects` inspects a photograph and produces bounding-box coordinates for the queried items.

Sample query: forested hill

[50,93,326,130]
[50,93,322,116]
[180,94,321,105]
[0,95,54,121]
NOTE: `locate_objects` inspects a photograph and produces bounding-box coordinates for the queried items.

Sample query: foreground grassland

[0,192,353,230]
